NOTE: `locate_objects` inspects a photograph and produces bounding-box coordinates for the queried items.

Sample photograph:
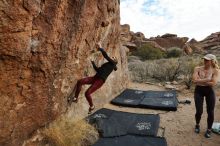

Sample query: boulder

[0,0,128,145]
[120,24,130,33]
[131,32,146,46]
[120,24,133,43]
[183,43,193,55]
[199,32,220,53]
[123,42,138,51]
[161,33,177,38]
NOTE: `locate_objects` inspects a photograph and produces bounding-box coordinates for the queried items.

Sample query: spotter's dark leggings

[194,86,216,129]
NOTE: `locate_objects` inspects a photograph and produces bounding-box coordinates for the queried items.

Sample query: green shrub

[179,56,201,89]
[133,44,165,60]
[128,60,148,82]
[129,58,181,82]
[151,58,181,81]
[166,47,183,58]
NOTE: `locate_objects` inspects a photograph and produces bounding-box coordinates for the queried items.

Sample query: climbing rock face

[0,0,128,145]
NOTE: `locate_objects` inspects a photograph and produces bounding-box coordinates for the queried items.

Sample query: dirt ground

[103,82,220,146]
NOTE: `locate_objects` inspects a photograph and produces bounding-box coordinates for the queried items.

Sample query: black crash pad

[111,89,145,107]
[140,90,178,111]
[111,89,178,111]
[93,135,167,146]
[88,108,160,137]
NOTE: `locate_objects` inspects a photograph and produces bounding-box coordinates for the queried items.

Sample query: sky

[120,0,220,41]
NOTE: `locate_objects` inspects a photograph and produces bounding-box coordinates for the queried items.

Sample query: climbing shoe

[67,96,78,105]
[88,105,95,114]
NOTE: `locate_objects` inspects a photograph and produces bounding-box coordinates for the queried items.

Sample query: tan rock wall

[0,0,128,145]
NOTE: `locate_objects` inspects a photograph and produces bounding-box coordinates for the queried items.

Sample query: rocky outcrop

[120,24,131,39]
[120,25,190,53]
[161,33,177,38]
[121,24,220,55]
[187,32,220,54]
[120,24,137,51]
[199,32,220,54]
[120,24,164,52]
[183,43,193,55]
[120,24,134,42]
[187,39,204,53]
[131,32,146,45]
[149,34,189,49]
[0,0,128,146]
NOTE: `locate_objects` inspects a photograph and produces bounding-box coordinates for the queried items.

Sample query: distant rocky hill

[121,24,220,55]
[149,34,189,50]
[198,32,220,54]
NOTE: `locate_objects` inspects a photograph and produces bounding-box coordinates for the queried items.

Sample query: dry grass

[128,56,201,86]
[42,116,99,146]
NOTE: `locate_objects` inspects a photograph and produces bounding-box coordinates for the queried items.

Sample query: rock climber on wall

[67,43,118,114]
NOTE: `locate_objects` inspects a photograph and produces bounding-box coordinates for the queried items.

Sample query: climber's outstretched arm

[96,43,115,63]
[91,61,99,72]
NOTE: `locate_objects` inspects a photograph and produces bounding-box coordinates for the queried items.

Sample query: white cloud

[120,0,220,40]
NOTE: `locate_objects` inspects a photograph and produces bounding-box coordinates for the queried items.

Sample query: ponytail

[212,59,219,69]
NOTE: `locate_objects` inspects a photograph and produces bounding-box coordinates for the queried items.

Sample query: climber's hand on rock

[96,42,102,50]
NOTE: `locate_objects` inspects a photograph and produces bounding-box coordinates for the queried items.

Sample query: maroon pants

[75,76,104,106]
